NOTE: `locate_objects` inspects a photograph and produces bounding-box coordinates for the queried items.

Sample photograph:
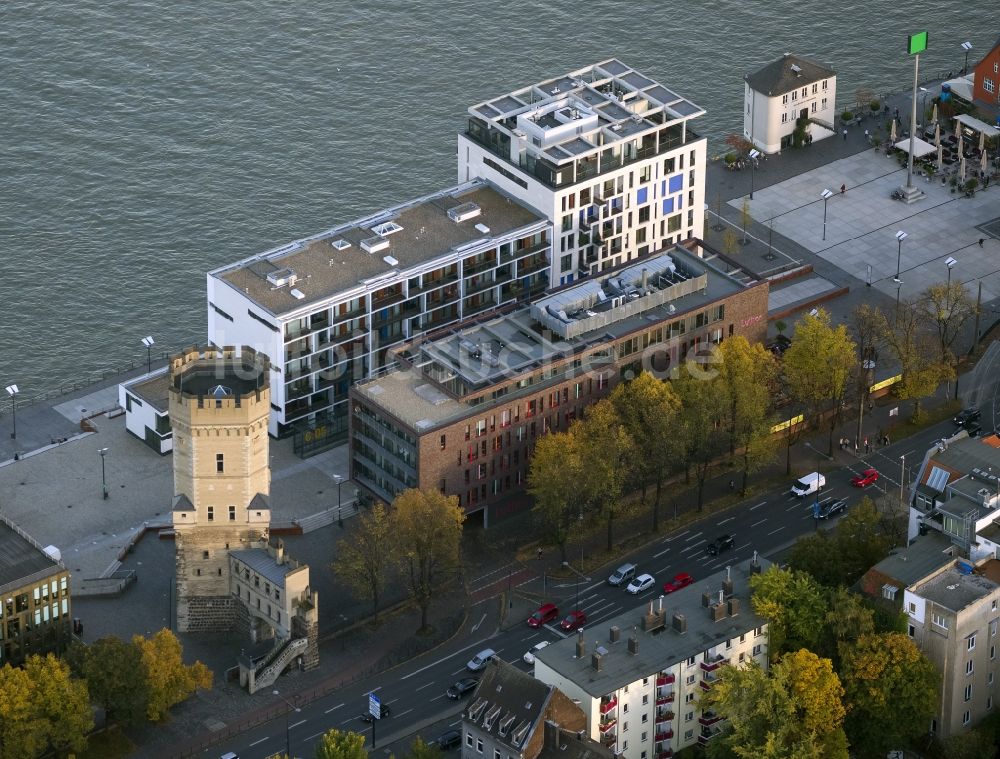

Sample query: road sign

[369,692,382,720]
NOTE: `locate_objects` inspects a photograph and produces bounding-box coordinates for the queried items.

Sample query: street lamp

[333,474,344,528]
[899,454,907,510]
[141,336,154,374]
[946,256,957,289]
[820,189,833,241]
[99,448,109,500]
[749,149,761,200]
[894,230,908,281]
[961,41,973,74]
[5,384,17,440]
[273,690,301,759]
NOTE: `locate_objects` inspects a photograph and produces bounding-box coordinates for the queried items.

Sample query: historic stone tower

[170,346,272,632]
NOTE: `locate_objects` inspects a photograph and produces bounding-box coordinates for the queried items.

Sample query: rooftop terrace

[210,182,546,317]
[912,560,1000,613]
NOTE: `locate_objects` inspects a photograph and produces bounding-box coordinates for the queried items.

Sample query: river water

[0,0,988,397]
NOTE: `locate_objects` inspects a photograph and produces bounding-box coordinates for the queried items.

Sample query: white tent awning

[893,136,936,158]
[955,113,1000,138]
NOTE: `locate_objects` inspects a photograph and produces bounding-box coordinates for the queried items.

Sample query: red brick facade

[972,41,1000,111]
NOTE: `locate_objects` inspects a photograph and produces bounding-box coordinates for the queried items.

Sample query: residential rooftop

[533,557,770,697]
[467,659,554,746]
[230,547,307,588]
[353,243,758,431]
[210,182,546,317]
[745,53,836,95]
[466,59,704,167]
[0,516,63,594]
[917,433,1000,507]
[911,560,1000,613]
[124,368,170,413]
[869,531,957,588]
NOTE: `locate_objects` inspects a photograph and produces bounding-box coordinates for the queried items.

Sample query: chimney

[591,652,603,671]
[627,631,639,655]
[642,269,649,291]
[672,612,687,633]
[576,633,586,659]
[727,598,741,616]
[610,625,621,643]
[702,591,713,607]
[750,550,762,574]
[544,720,560,750]
[275,540,285,564]
[710,603,727,622]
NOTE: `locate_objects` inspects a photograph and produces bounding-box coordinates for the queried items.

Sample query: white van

[791,472,826,497]
[608,563,637,586]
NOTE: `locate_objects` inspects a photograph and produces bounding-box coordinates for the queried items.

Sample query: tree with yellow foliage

[333,501,395,623]
[133,628,213,721]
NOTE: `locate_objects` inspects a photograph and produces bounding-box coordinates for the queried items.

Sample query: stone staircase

[248,636,308,693]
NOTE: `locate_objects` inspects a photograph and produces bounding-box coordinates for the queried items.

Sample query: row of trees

[0,629,211,758]
[333,489,465,629]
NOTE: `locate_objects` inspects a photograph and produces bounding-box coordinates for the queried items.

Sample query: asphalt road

[204,413,969,759]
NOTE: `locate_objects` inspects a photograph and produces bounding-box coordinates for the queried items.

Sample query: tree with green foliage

[782,309,857,455]
[333,501,395,623]
[749,566,828,656]
[133,629,213,722]
[840,633,939,757]
[716,337,778,493]
[0,654,93,758]
[814,589,876,670]
[75,636,150,726]
[610,371,682,531]
[314,728,368,759]
[529,427,586,563]
[392,488,466,632]
[673,369,725,511]
[700,649,848,759]
[575,398,636,551]
[406,735,444,759]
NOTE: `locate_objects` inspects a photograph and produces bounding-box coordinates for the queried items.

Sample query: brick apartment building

[349,241,768,525]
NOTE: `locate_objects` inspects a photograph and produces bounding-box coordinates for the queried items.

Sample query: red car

[663,572,694,594]
[560,610,587,631]
[527,603,559,628]
[851,468,880,488]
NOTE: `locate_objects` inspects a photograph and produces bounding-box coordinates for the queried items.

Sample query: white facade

[743,55,837,154]
[459,59,707,288]
[118,368,172,454]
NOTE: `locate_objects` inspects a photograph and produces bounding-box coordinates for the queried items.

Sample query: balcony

[655,693,674,706]
[599,697,618,715]
[517,256,548,277]
[698,711,724,727]
[463,255,498,276]
[697,726,723,746]
[464,275,496,295]
[656,674,675,686]
[700,654,729,672]
[654,729,673,743]
[655,710,674,725]
[700,672,723,691]
[409,271,459,295]
[371,290,405,310]
[599,719,616,734]
[656,751,673,759]
[463,297,498,317]
[601,733,616,748]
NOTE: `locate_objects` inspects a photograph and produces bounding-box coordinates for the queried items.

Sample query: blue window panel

[668,174,683,194]
[662,197,675,215]
[678,196,683,209]
[661,180,667,195]
[637,187,648,205]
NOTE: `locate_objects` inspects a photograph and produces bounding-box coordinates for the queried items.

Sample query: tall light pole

[820,189,833,241]
[141,336,154,374]
[902,31,928,199]
[5,384,17,440]
[333,474,344,528]
[99,448,109,500]
[749,149,761,200]
[273,690,301,759]
[894,230,908,281]
[899,453,907,510]
[961,41,973,74]
[946,256,957,290]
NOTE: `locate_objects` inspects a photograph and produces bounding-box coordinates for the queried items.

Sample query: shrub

[869,99,880,112]
[724,153,738,164]
[841,110,854,123]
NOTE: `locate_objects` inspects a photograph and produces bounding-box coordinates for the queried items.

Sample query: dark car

[955,408,981,426]
[436,730,462,750]
[446,677,480,699]
[706,535,735,556]
[768,335,792,356]
[966,421,984,438]
[814,498,848,520]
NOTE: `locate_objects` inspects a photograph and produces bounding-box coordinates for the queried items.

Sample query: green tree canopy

[406,735,444,759]
[749,566,828,656]
[333,501,395,622]
[673,368,725,511]
[314,728,368,759]
[392,488,466,632]
[701,649,848,759]
[77,635,150,726]
[529,427,586,562]
[915,281,977,364]
[840,633,940,757]
[134,629,213,722]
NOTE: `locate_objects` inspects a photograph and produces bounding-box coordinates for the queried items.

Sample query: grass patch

[78,727,135,759]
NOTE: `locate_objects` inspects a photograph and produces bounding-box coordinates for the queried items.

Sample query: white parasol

[934,123,940,147]
[890,119,897,142]
[958,156,966,184]
[957,133,964,156]
[980,130,986,152]
[937,143,944,172]
[931,102,938,124]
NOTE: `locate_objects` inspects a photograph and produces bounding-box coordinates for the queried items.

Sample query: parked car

[626,573,655,594]
[436,730,462,751]
[706,535,735,556]
[527,603,559,628]
[466,648,496,671]
[663,572,694,594]
[791,472,826,497]
[814,498,848,519]
[608,563,637,586]
[560,610,587,631]
[523,640,550,665]
[954,408,981,426]
[851,468,880,487]
[446,677,479,700]
[768,334,792,356]
[966,421,984,438]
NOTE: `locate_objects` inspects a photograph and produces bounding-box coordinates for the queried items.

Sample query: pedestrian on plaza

[840,183,846,194]
[980,238,986,247]
[869,399,874,412]
[537,547,543,561]
[864,129,870,143]
[854,440,859,454]
[843,128,848,141]
[884,434,890,446]
[894,107,899,120]
[865,438,870,454]
[729,479,735,491]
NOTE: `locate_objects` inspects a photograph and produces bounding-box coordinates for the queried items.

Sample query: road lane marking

[749,501,767,510]
[305,730,326,741]
[717,516,734,525]
[249,737,269,747]
[395,709,413,718]
[786,502,803,511]
[768,527,785,535]
[290,719,307,729]
[416,681,437,691]
[654,546,672,558]
[750,519,766,528]
[400,642,504,680]
[324,703,345,714]
[471,613,487,633]
[684,531,704,542]
[664,530,689,542]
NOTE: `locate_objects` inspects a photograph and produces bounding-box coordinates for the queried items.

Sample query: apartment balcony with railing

[371,289,405,311]
[700,653,729,672]
[654,728,674,743]
[599,696,617,715]
[517,255,548,277]
[656,673,676,686]
[697,725,724,746]
[600,733,616,749]
[501,240,549,265]
[463,296,498,317]
[409,270,459,295]
[463,254,498,276]
[655,750,673,759]
[655,690,675,706]
[464,274,496,295]
[698,711,724,727]
[700,670,723,691]
[655,709,674,725]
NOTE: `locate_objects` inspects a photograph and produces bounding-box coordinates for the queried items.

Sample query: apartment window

[963,710,971,726]
[466,735,473,748]
[781,113,788,124]
[684,730,694,741]
[909,602,917,614]
[622,703,629,713]
[932,613,949,630]
[229,506,236,521]
[965,684,973,702]
[685,692,695,703]
[216,453,224,473]
[495,750,501,759]
[781,94,788,104]
[822,79,828,90]
[622,720,629,732]
[738,652,745,663]
[755,626,763,637]
[561,214,573,232]
[476,738,483,753]
[811,83,818,94]
[685,674,696,685]
[811,102,817,114]
[439,434,446,450]
[821,97,828,110]
[641,731,647,742]
[989,696,994,711]
[203,550,209,559]
[207,507,214,522]
[684,711,693,723]
[791,90,797,101]
[641,713,648,723]
[883,585,898,601]
[967,660,975,676]
[908,624,916,637]
[622,741,628,752]
[984,79,996,95]
[753,644,762,656]
[992,646,997,660]
[969,634,977,651]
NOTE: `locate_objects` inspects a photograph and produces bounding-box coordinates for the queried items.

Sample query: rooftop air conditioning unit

[361,237,390,254]
[448,203,482,223]
[266,268,297,287]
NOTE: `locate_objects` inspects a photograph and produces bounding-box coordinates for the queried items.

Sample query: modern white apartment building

[533,557,770,758]
[458,59,707,287]
[744,53,837,154]
[207,182,549,437]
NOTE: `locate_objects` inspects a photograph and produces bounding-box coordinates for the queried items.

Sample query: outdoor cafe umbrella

[957,133,964,156]
[934,123,941,147]
[937,143,944,172]
[984,150,990,175]
[931,102,938,124]
[980,130,986,152]
[958,156,966,184]
[890,119,897,142]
